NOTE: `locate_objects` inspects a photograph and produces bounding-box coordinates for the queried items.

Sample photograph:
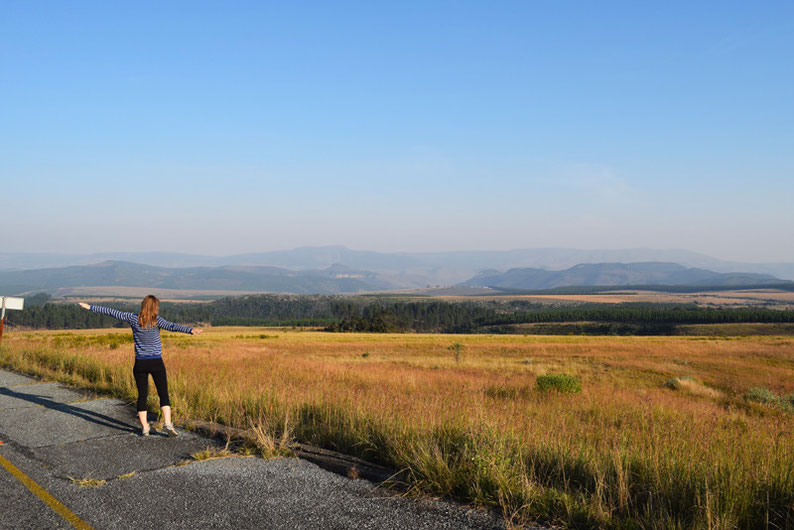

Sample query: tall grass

[2,329,793,528]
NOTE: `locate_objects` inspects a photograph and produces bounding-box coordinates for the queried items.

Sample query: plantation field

[2,328,793,528]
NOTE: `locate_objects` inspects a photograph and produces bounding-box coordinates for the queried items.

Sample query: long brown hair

[139,295,159,328]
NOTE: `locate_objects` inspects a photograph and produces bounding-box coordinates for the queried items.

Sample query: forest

[5,293,794,335]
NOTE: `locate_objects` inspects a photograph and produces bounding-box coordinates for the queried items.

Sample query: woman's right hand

[78,302,90,310]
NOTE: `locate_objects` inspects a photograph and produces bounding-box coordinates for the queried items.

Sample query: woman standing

[78,295,202,436]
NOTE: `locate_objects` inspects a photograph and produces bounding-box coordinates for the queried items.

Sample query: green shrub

[746,387,793,412]
[536,373,581,394]
[746,387,778,405]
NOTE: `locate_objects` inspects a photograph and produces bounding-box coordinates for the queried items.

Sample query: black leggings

[133,358,170,412]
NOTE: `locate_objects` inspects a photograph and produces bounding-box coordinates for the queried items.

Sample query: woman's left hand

[191,328,203,335]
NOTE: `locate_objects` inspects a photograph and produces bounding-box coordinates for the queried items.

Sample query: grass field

[2,328,793,528]
[435,288,794,309]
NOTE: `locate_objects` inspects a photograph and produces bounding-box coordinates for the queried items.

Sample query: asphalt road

[0,369,506,529]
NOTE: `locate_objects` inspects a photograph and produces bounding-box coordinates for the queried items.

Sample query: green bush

[536,373,581,394]
[746,387,793,412]
[746,387,778,404]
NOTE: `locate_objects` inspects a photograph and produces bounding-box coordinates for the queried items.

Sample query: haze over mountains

[2,246,794,277]
[1,246,793,296]
[0,261,394,296]
[462,263,784,291]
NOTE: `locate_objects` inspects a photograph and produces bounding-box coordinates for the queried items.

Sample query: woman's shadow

[0,386,138,434]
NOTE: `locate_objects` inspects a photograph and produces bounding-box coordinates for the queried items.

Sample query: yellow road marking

[0,452,93,530]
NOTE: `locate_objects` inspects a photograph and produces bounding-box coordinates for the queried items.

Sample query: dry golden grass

[190,446,235,461]
[497,292,697,304]
[439,288,794,308]
[69,476,107,488]
[700,289,794,302]
[2,328,794,528]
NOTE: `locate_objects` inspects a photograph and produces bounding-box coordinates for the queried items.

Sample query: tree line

[5,294,794,334]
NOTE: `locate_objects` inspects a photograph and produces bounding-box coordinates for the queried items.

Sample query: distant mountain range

[462,262,785,290]
[0,257,791,297]
[2,246,794,284]
[0,261,396,296]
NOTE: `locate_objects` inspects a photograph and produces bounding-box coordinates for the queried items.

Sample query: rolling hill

[0,259,789,298]
[0,261,396,296]
[3,246,794,284]
[460,262,787,290]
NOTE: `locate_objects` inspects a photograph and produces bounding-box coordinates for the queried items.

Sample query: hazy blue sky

[2,2,792,261]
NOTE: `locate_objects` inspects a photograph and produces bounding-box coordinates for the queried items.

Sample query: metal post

[0,297,5,343]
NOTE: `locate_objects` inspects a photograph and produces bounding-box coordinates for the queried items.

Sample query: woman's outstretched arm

[78,303,138,325]
[156,316,202,335]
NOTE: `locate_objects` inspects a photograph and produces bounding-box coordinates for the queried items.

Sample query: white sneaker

[163,424,178,437]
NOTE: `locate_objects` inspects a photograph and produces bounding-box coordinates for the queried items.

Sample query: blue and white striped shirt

[90,305,193,359]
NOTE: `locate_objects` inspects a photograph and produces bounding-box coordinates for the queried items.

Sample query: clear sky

[2,1,792,262]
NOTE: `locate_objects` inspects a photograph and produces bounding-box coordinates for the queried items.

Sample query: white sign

[1,296,24,321]
[1,297,24,311]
